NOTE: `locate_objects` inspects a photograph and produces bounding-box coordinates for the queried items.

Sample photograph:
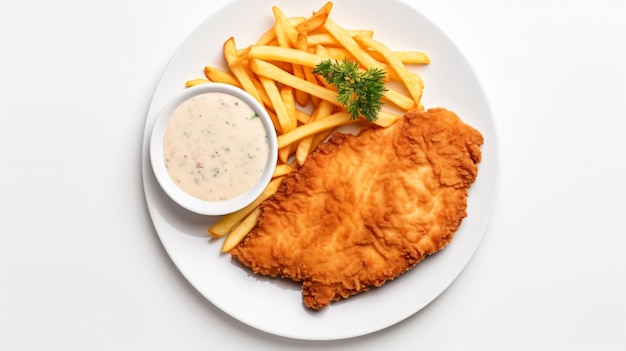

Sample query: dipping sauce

[162,92,270,202]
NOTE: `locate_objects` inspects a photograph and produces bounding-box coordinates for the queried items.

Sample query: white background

[1,0,625,349]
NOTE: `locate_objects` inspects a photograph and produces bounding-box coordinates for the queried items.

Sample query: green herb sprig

[312,59,387,122]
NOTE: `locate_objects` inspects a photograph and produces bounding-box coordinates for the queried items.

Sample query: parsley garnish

[313,59,387,122]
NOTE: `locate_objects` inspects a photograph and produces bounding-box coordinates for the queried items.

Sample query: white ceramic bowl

[149,83,278,216]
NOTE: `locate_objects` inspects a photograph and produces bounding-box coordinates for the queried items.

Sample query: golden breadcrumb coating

[230,108,483,309]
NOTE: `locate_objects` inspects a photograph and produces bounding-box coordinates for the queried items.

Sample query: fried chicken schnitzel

[230,108,483,309]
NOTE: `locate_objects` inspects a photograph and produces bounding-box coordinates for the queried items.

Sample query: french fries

[187,2,430,251]
[208,177,285,238]
[221,208,262,253]
[322,18,387,77]
[250,58,341,107]
[203,66,241,87]
[278,111,354,149]
[295,100,335,165]
[354,35,423,105]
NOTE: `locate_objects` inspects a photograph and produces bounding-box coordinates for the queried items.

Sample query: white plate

[141,0,499,341]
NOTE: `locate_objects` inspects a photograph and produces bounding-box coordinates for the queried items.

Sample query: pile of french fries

[184,2,430,252]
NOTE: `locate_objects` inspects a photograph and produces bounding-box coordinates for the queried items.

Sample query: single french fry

[229,47,251,66]
[347,30,375,38]
[278,86,297,162]
[256,27,278,46]
[292,63,309,106]
[278,145,292,164]
[313,44,330,56]
[223,37,263,104]
[374,110,402,127]
[310,127,335,150]
[280,86,298,132]
[305,33,338,47]
[295,100,334,165]
[306,30,374,47]
[273,164,294,178]
[272,6,299,47]
[272,12,291,48]
[257,17,306,45]
[247,45,326,68]
[246,65,273,108]
[309,94,321,107]
[383,88,417,111]
[294,1,332,33]
[317,45,355,62]
[413,73,425,89]
[269,60,294,73]
[402,51,431,64]
[221,207,262,252]
[312,98,335,119]
[354,43,429,86]
[277,111,354,149]
[185,78,210,88]
[208,177,284,238]
[203,66,242,88]
[266,110,283,134]
[302,63,321,96]
[256,3,329,50]
[354,35,423,106]
[322,18,387,77]
[258,75,293,134]
[294,33,311,106]
[295,109,311,124]
[227,63,259,101]
[250,58,341,107]
[295,133,316,166]
[366,50,430,65]
[223,37,243,67]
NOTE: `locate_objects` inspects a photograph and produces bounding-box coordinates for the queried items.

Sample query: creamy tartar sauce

[163,92,269,202]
